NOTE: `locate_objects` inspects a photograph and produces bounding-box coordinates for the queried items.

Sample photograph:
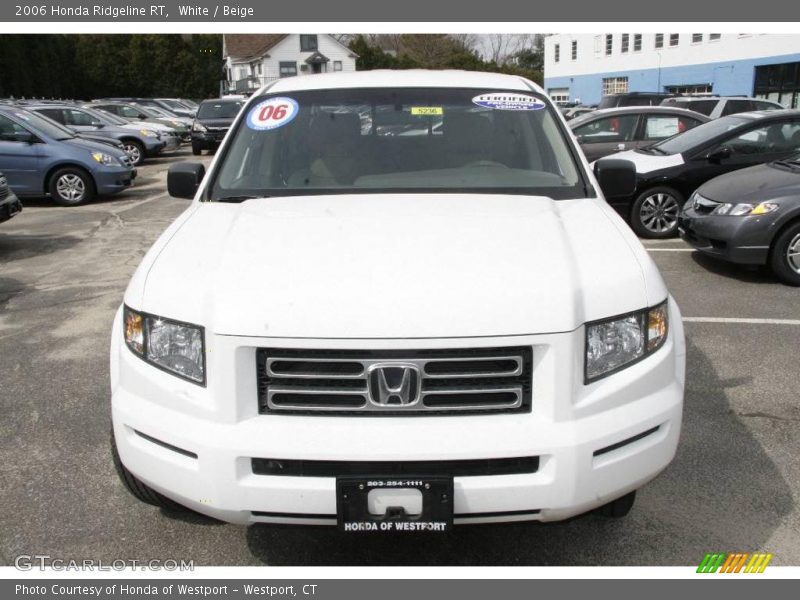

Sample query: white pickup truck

[111,70,685,531]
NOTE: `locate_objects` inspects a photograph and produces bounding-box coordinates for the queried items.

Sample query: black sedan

[595,109,800,238]
[0,171,22,224]
[679,156,800,286]
[570,106,708,162]
[191,98,244,155]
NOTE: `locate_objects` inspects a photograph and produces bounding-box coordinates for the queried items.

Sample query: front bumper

[143,139,166,156]
[0,190,22,223]
[679,208,776,265]
[110,299,686,526]
[192,130,228,149]
[94,166,136,196]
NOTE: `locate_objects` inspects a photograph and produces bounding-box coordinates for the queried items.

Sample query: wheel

[48,167,95,206]
[769,221,800,286]
[110,429,189,512]
[595,491,636,518]
[191,142,202,156]
[121,140,145,166]
[630,186,684,239]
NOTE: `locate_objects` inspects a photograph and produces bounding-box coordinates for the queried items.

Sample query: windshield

[198,101,244,119]
[81,106,126,126]
[161,99,190,111]
[209,87,585,200]
[651,115,748,155]
[11,108,75,140]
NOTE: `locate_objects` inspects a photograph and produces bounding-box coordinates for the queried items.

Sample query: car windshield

[209,87,585,200]
[198,101,244,119]
[650,115,748,155]
[161,99,190,111]
[11,108,75,140]
[81,106,126,126]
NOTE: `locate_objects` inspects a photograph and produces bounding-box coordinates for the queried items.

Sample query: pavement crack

[736,411,800,422]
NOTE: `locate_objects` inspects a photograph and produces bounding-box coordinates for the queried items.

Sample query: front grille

[256,346,533,415]
[252,456,539,477]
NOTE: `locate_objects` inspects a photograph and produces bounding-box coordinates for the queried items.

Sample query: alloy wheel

[639,193,680,234]
[787,233,800,274]
[123,143,142,165]
[56,174,86,203]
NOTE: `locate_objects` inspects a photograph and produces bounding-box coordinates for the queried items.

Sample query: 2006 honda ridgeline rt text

[111,70,685,530]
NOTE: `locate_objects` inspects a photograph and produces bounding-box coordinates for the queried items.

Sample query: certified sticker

[246,97,299,130]
[472,93,545,111]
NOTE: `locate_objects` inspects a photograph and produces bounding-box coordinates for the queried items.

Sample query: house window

[554,44,560,63]
[670,34,679,47]
[333,60,343,71]
[571,40,577,60]
[300,35,318,52]
[602,76,629,96]
[621,34,629,53]
[633,34,642,52]
[692,34,703,44]
[655,34,664,49]
[605,34,613,55]
[279,61,298,77]
[709,34,721,41]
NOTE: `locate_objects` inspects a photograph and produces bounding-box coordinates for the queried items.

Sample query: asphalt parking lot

[0,150,798,567]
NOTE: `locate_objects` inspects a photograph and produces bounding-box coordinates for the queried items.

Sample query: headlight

[139,129,156,137]
[91,152,116,165]
[711,201,779,216]
[585,300,669,382]
[192,122,207,132]
[123,306,205,384]
[171,121,183,127]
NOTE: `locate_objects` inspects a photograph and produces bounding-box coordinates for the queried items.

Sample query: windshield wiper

[214,195,266,203]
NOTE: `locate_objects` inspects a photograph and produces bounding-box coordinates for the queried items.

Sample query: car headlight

[124,306,205,384]
[711,201,779,216]
[192,122,207,132]
[171,121,183,128]
[139,129,156,137]
[585,300,668,382]
[91,152,116,165]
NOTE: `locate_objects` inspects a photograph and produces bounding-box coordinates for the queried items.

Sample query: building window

[548,88,570,103]
[655,34,664,49]
[571,40,577,60]
[665,84,713,96]
[279,61,298,77]
[709,34,722,41]
[594,35,602,56]
[602,76,629,96]
[692,34,703,44]
[669,34,680,47]
[333,60,343,71]
[300,35,318,52]
[554,43,560,63]
[621,34,629,53]
[605,34,613,55]
[633,34,642,52]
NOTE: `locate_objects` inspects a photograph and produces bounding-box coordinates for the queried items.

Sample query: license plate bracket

[336,476,453,533]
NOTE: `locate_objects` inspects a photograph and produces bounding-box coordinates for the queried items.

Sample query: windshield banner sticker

[246,97,299,130]
[472,93,545,111]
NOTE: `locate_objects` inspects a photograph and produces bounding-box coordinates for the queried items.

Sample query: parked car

[157,98,198,117]
[660,96,784,119]
[91,102,191,142]
[111,70,685,529]
[595,109,800,238]
[28,104,168,166]
[570,106,709,161]
[0,171,22,223]
[598,92,674,109]
[0,105,135,206]
[81,104,182,153]
[679,156,800,285]
[190,97,244,155]
[100,97,196,119]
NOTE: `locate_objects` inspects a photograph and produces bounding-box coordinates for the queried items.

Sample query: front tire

[769,221,800,286]
[48,167,95,206]
[121,140,145,166]
[630,186,684,239]
[191,142,202,156]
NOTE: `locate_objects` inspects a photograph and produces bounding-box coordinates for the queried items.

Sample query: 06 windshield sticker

[246,97,299,131]
[472,93,545,111]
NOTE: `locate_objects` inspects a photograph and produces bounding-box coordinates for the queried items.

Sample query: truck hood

[136,194,656,338]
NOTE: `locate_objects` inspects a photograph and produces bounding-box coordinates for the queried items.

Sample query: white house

[544,33,800,107]
[222,34,358,95]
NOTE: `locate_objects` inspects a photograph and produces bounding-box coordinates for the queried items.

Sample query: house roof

[224,34,289,61]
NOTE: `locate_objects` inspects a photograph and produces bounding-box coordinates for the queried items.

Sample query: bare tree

[485,34,535,65]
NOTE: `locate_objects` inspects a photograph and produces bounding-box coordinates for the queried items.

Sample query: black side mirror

[594,159,636,199]
[13,131,36,144]
[168,162,205,199]
[706,146,732,163]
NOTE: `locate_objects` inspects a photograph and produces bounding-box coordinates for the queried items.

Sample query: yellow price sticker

[411,107,443,116]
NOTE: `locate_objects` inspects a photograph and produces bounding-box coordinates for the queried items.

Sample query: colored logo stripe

[697,552,773,573]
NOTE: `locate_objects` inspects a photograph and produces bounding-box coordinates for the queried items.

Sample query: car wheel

[110,429,190,512]
[48,167,95,206]
[121,140,145,166]
[595,491,636,518]
[191,142,202,156]
[769,221,800,286]
[630,187,684,239]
